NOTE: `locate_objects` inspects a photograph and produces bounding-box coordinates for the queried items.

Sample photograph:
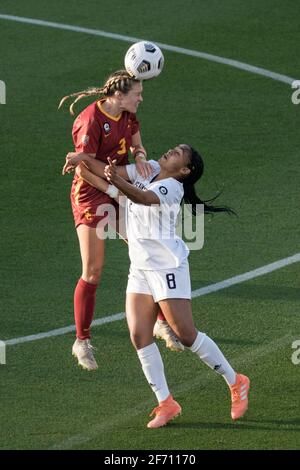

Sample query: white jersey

[125,160,189,270]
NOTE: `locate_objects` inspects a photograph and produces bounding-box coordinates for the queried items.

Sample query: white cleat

[72,339,98,371]
[153,320,184,352]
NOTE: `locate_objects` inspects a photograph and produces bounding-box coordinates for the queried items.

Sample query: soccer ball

[124,41,164,80]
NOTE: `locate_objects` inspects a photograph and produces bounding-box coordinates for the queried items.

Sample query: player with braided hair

[59,70,142,117]
[59,70,154,370]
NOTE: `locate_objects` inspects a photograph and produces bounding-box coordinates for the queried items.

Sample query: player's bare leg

[72,225,105,370]
[126,293,182,428]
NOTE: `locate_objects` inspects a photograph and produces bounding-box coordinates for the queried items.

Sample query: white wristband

[105,184,119,199]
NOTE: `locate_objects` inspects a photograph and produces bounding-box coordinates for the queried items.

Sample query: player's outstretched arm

[131,130,152,179]
[104,157,159,206]
[62,152,104,176]
[77,164,127,204]
[62,152,130,180]
[76,164,110,192]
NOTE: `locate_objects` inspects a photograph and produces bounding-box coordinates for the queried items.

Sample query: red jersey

[72,99,139,161]
[70,99,140,228]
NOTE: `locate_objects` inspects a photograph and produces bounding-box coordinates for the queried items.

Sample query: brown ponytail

[58,69,140,115]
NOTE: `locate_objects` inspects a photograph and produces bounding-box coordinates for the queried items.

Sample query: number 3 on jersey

[117,137,126,155]
[166,273,176,289]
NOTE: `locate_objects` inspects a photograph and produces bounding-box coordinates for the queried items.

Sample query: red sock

[74,278,98,340]
[157,309,166,321]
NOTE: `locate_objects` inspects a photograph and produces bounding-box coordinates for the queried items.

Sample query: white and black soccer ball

[124,41,164,80]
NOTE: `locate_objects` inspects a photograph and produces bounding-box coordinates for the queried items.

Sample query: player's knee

[177,330,198,348]
[130,332,141,349]
[179,336,193,347]
[130,331,149,350]
[83,265,103,284]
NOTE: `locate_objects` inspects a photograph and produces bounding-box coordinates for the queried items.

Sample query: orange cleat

[230,373,250,420]
[147,395,182,429]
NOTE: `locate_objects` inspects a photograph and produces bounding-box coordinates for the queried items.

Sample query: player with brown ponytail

[59,70,151,370]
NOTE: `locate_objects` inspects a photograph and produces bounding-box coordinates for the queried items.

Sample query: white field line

[5,252,300,346]
[1,13,297,449]
[0,14,296,85]
[0,14,298,345]
[50,332,294,449]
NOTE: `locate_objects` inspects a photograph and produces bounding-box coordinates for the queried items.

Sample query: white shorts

[126,259,191,302]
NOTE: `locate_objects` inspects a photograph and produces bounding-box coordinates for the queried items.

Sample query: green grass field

[0,0,299,450]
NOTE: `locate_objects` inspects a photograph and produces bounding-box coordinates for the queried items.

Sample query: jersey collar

[97,100,122,122]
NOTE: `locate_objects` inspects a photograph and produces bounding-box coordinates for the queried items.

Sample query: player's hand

[104,157,118,182]
[135,156,152,179]
[62,152,86,175]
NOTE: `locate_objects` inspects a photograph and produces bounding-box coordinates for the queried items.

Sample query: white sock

[188,331,236,386]
[137,343,170,403]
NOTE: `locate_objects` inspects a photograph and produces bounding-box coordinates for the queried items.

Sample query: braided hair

[181,145,235,216]
[58,70,140,115]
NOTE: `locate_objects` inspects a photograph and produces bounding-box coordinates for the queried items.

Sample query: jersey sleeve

[150,179,184,206]
[72,106,101,153]
[125,160,159,184]
[125,163,138,183]
[129,113,140,135]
